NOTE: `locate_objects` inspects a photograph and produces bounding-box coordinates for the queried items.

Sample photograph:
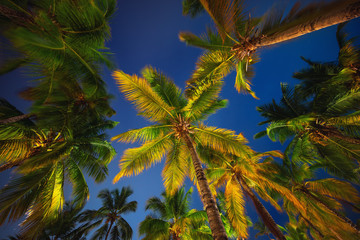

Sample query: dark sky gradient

[1,0,360,239]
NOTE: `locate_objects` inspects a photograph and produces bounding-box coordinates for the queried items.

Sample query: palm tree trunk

[104,221,114,240]
[0,114,34,124]
[252,0,360,48]
[235,174,286,240]
[300,188,360,235]
[182,133,228,240]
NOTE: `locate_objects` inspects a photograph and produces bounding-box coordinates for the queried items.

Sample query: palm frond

[185,50,234,98]
[113,133,173,183]
[306,178,360,204]
[234,60,258,98]
[141,66,187,108]
[111,125,170,143]
[199,0,243,42]
[179,29,233,50]
[138,216,170,239]
[113,70,174,122]
[193,124,247,156]
[162,141,189,195]
[66,159,89,209]
[225,175,248,238]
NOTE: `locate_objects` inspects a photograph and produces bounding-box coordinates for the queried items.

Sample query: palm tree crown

[180,0,360,97]
[79,187,137,240]
[112,66,249,240]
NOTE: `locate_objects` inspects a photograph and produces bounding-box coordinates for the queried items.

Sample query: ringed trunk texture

[183,133,228,240]
[236,174,286,240]
[253,0,360,48]
[300,188,360,235]
[0,114,33,124]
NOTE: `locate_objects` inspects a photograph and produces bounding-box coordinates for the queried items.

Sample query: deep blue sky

[1,0,360,239]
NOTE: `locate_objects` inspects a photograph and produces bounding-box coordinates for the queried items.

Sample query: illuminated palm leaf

[112,66,245,239]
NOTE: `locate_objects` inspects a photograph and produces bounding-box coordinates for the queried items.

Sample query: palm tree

[256,25,360,181]
[0,0,116,126]
[256,81,360,182]
[204,147,299,240]
[179,0,360,97]
[0,105,116,238]
[139,187,208,240]
[79,187,137,240]
[275,163,360,238]
[112,66,248,240]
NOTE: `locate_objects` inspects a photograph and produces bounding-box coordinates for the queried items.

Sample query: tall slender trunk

[104,221,114,240]
[251,0,360,48]
[300,188,360,235]
[0,114,34,124]
[298,212,324,238]
[182,133,228,240]
[235,174,286,240]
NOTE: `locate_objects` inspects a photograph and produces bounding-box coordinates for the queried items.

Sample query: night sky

[1,0,360,239]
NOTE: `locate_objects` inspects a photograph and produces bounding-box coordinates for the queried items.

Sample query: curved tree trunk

[0,114,34,124]
[235,174,286,240]
[300,188,360,235]
[183,133,228,240]
[104,221,114,240]
[252,0,360,48]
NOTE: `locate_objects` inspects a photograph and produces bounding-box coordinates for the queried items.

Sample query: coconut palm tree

[0,105,116,238]
[79,187,137,240]
[203,147,301,240]
[139,187,209,240]
[0,0,116,78]
[112,66,248,240]
[0,0,116,125]
[256,23,360,180]
[179,0,360,97]
[256,81,360,182]
[275,163,360,238]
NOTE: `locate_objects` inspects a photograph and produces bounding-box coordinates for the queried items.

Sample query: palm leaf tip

[112,70,173,122]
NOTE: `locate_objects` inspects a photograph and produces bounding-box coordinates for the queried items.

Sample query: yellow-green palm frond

[199,0,243,42]
[111,125,171,143]
[0,124,36,163]
[327,110,360,125]
[207,167,230,196]
[113,133,173,183]
[162,141,189,195]
[305,178,360,204]
[184,79,225,121]
[193,124,247,156]
[225,175,248,238]
[185,50,235,98]
[256,174,306,213]
[19,163,65,238]
[113,70,174,122]
[141,66,187,109]
[66,159,89,209]
[235,60,258,99]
